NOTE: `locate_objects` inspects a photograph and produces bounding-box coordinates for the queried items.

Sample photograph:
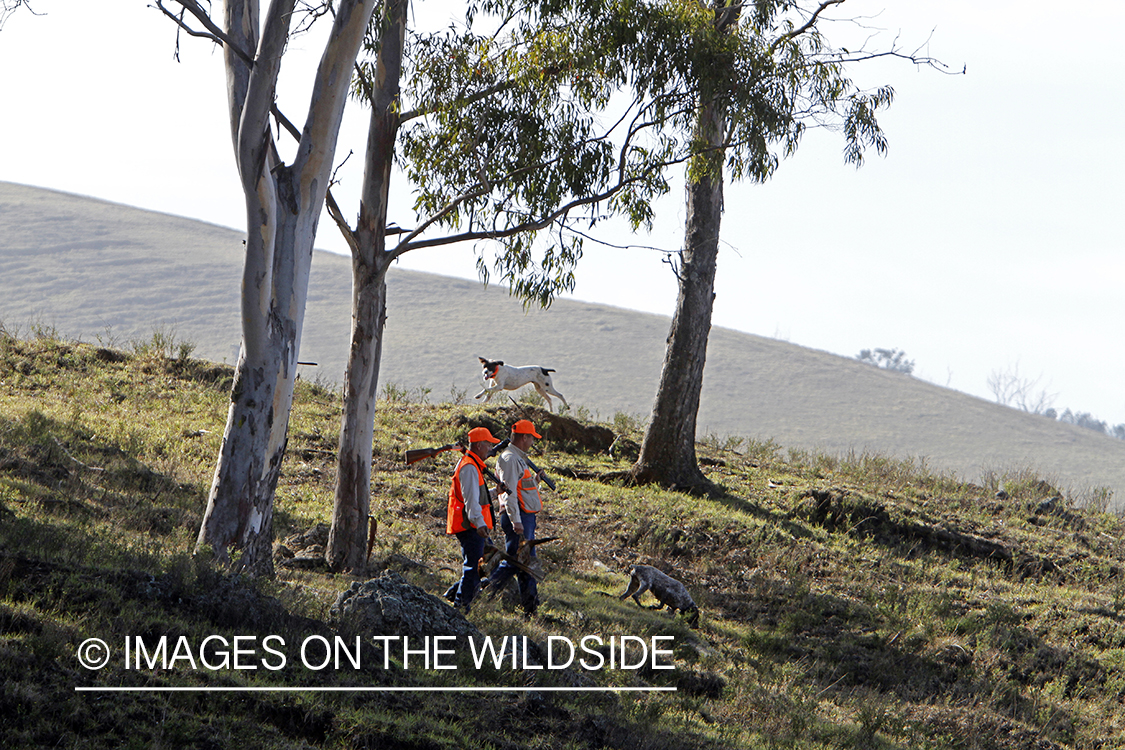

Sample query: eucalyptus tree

[620,0,916,490]
[156,0,381,575]
[320,0,409,573]
[320,0,675,571]
[315,0,938,566]
[396,0,938,492]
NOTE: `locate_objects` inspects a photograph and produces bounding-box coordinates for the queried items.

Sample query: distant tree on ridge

[857,348,915,375]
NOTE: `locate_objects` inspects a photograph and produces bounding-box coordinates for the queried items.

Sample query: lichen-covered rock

[284,523,330,551]
[331,571,480,641]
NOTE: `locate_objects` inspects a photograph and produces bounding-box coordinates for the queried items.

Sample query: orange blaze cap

[511,419,542,439]
[468,427,501,444]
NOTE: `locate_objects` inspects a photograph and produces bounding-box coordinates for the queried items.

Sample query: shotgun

[404,441,510,495]
[516,536,559,573]
[404,442,461,465]
[489,438,557,491]
[519,535,559,549]
[479,537,560,581]
[480,543,543,581]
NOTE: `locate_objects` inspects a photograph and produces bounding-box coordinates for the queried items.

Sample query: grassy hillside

[3,332,1125,748]
[3,180,1124,505]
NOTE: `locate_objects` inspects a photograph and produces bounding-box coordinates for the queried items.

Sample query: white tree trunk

[326,0,409,572]
[325,253,389,573]
[195,0,379,575]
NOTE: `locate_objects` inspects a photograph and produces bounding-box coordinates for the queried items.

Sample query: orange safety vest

[515,466,542,514]
[447,452,494,534]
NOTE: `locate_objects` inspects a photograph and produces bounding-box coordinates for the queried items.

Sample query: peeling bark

[195,0,379,575]
[326,0,408,573]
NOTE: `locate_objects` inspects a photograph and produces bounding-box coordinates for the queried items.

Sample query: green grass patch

[3,331,1125,748]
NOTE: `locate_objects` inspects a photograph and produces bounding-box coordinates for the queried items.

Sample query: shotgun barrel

[406,441,509,494]
[481,543,543,581]
[489,438,557,491]
[526,456,557,491]
[403,443,460,465]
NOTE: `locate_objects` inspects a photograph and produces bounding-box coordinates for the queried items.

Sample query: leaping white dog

[475,357,568,411]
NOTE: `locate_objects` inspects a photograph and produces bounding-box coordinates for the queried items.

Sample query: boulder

[331,570,480,642]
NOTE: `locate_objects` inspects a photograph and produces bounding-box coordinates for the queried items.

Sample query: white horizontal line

[75,686,677,693]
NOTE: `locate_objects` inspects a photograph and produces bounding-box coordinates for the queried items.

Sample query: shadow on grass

[717,572,1085,747]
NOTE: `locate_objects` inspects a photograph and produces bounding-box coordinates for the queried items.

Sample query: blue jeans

[452,529,487,610]
[487,510,538,612]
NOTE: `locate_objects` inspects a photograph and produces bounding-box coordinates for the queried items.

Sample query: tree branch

[271,103,302,141]
[0,0,40,31]
[393,139,694,256]
[271,102,405,244]
[398,79,517,124]
[155,0,256,68]
[563,226,676,256]
[770,0,847,53]
[292,0,335,36]
[325,189,361,255]
[391,85,716,259]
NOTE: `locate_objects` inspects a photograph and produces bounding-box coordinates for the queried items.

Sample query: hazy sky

[2,1,1122,424]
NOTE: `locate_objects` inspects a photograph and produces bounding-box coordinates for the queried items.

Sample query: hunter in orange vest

[484,419,548,615]
[444,426,499,612]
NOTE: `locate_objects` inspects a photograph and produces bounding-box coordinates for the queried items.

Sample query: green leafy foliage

[382,0,905,309]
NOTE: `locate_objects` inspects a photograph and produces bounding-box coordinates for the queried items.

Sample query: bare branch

[0,0,41,32]
[293,0,335,36]
[662,252,684,282]
[767,11,961,78]
[770,0,848,53]
[820,44,957,74]
[988,363,1057,415]
[270,103,302,141]
[271,105,404,244]
[563,226,676,256]
[155,0,256,67]
[325,189,361,256]
[323,150,360,251]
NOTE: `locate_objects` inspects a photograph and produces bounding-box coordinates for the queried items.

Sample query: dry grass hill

[3,180,1123,505]
[5,332,1125,749]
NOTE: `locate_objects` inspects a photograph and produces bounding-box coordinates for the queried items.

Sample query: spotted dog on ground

[618,564,699,626]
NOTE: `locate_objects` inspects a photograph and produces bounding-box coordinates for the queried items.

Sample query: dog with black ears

[475,357,568,412]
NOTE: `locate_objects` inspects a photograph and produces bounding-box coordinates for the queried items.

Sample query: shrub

[856,347,914,375]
